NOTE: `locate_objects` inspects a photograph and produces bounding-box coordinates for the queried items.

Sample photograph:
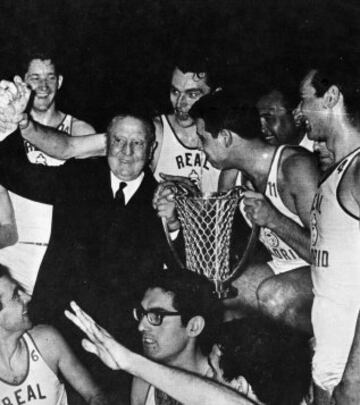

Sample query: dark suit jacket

[0,132,173,336]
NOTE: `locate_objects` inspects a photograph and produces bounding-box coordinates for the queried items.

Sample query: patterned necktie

[115,182,127,206]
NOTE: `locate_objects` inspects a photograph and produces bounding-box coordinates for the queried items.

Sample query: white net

[175,188,243,287]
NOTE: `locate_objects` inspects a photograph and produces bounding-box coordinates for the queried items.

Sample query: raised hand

[65,301,132,371]
[0,76,31,135]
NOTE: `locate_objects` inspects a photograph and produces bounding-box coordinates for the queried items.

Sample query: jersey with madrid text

[240,145,309,268]
[310,147,360,302]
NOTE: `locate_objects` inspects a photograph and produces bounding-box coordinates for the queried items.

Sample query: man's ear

[57,75,64,90]
[323,85,340,108]
[149,141,157,164]
[186,316,205,337]
[219,129,232,148]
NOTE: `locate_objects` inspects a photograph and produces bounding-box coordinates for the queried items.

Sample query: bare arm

[243,152,319,262]
[31,325,107,405]
[65,302,258,405]
[0,185,17,247]
[21,118,106,159]
[71,118,96,137]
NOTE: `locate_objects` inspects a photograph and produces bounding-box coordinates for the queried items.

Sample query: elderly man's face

[107,116,153,181]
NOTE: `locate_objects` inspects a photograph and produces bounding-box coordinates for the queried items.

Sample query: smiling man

[22,51,95,165]
[294,62,360,404]
[0,51,96,296]
[0,264,106,405]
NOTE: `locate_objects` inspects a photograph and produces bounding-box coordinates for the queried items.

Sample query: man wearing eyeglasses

[131,271,220,405]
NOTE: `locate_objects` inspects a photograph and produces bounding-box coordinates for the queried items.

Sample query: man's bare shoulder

[71,117,96,136]
[281,146,319,182]
[28,325,65,370]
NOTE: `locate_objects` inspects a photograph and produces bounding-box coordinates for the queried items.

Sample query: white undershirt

[110,171,144,205]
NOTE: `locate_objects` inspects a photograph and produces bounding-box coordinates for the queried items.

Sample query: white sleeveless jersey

[153,115,220,193]
[24,114,73,167]
[0,115,76,294]
[240,146,308,271]
[0,333,67,405]
[310,147,360,303]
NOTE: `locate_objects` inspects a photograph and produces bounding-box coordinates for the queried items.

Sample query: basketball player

[0,53,96,294]
[22,51,95,165]
[220,86,314,192]
[151,55,222,192]
[157,91,320,333]
[0,264,106,405]
[131,271,220,405]
[294,63,360,403]
[65,301,256,405]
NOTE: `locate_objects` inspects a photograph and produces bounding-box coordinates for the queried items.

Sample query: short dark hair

[218,317,312,405]
[189,91,262,140]
[310,57,360,126]
[21,48,62,76]
[0,264,13,311]
[172,46,223,91]
[106,111,156,145]
[145,270,222,355]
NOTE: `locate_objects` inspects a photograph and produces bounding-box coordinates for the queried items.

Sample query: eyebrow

[170,85,204,94]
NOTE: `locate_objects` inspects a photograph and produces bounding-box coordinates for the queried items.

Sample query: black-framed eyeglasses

[133,305,181,326]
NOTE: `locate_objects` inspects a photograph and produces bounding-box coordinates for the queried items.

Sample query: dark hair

[145,270,222,355]
[258,87,299,114]
[189,91,262,140]
[106,111,156,145]
[0,264,13,311]
[310,57,360,126]
[218,317,312,405]
[21,47,62,76]
[172,46,223,91]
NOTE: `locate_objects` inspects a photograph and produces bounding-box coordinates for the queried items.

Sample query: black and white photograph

[0,1,359,404]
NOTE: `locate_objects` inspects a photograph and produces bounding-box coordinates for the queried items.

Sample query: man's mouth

[175,110,190,120]
[142,334,156,346]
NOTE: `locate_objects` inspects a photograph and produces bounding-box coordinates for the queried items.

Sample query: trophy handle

[162,217,186,270]
[228,223,260,283]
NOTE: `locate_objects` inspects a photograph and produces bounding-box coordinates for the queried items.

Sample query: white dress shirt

[110,171,145,205]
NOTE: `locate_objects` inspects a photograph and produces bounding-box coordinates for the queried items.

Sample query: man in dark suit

[0,112,172,349]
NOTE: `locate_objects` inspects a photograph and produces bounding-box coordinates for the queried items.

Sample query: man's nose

[121,141,133,155]
[137,315,151,332]
[176,94,186,108]
[38,78,49,89]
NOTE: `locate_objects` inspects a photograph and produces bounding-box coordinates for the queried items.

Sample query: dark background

[1,0,359,130]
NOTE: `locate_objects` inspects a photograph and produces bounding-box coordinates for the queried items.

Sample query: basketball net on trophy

[163,184,259,299]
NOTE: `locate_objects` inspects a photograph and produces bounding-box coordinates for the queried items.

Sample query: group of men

[0,49,359,405]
